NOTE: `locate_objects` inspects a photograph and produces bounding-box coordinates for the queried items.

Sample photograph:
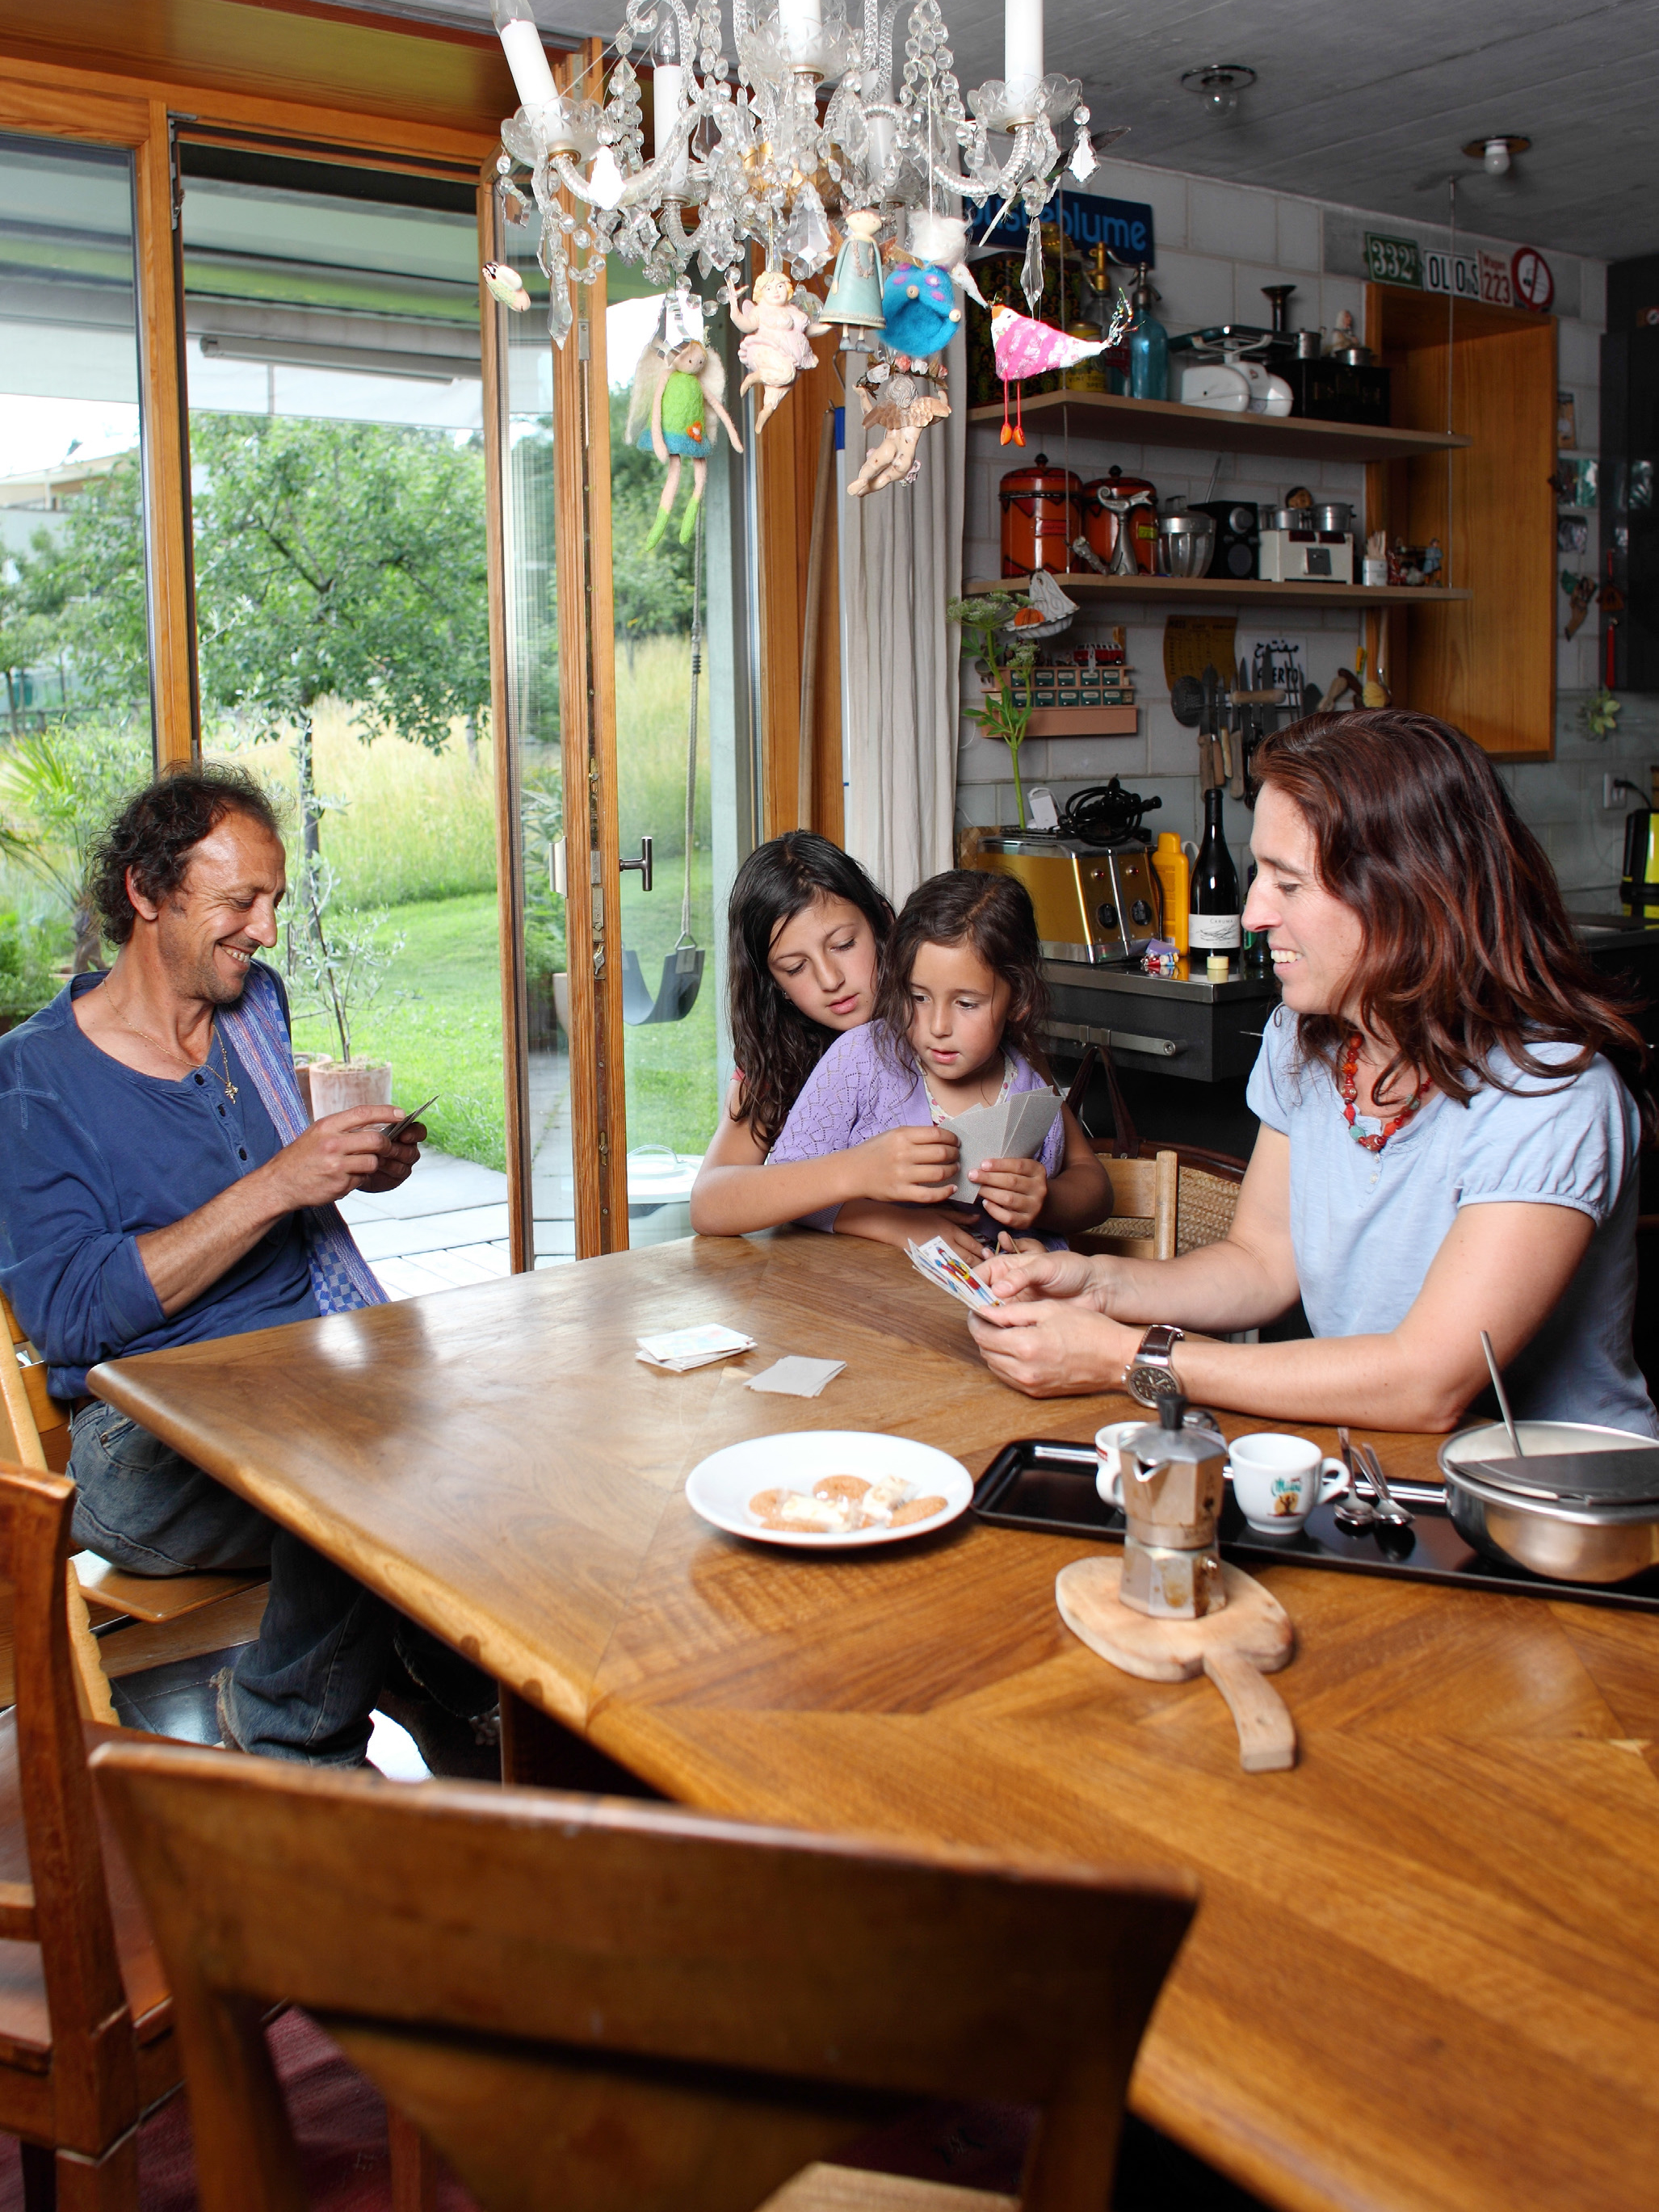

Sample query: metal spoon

[1480,1330,1524,1460]
[1333,1426,1377,1534]
[1357,1441,1413,1528]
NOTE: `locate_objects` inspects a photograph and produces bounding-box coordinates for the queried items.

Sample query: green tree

[189,415,491,858]
[5,455,152,728]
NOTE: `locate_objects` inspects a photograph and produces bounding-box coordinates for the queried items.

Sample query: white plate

[685,1430,973,1548]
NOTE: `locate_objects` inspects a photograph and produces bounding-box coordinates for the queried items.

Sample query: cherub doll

[847,350,950,497]
[625,337,744,548]
[724,267,830,433]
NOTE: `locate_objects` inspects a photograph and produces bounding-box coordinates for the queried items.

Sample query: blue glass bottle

[1128,264,1169,402]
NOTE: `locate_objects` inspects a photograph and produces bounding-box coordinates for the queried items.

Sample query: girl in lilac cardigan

[768,872,1111,1259]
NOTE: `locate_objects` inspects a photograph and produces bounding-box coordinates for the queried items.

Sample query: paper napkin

[636,1324,756,1372]
[743,1357,846,1398]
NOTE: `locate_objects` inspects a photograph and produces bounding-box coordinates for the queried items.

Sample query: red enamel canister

[1000,453,1082,577]
[1082,466,1160,573]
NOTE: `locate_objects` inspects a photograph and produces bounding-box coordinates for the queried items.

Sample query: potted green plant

[283,859,404,1117]
[947,592,1039,830]
[0,905,62,1035]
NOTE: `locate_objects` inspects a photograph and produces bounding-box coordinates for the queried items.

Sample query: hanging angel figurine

[626,338,744,549]
[724,267,830,434]
[848,350,951,497]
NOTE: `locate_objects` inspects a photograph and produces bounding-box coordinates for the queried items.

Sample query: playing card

[941,1091,1060,1202]
[905,1237,1002,1310]
[636,1324,756,1372]
[743,1357,846,1398]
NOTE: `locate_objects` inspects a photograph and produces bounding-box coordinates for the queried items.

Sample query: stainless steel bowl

[1438,1420,1659,1584]
[1157,510,1216,577]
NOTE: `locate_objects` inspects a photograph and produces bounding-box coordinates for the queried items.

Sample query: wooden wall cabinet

[1365,285,1557,759]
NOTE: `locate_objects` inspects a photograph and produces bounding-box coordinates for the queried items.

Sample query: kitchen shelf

[967,387,1472,464]
[968,572,1474,609]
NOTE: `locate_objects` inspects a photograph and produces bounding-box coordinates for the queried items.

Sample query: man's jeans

[69,1404,493,1766]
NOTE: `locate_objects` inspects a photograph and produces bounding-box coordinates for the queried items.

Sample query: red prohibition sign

[1511,247,1554,312]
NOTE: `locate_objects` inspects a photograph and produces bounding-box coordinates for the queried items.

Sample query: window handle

[620,835,653,893]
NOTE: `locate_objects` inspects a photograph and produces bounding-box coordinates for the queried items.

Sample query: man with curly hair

[0,764,496,1771]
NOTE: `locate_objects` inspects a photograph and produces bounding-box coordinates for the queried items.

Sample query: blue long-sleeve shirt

[0,974,318,1398]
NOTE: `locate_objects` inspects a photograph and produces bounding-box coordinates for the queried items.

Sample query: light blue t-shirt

[1245,1009,1657,1437]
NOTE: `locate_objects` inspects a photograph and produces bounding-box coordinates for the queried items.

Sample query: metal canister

[1081,465,1159,573]
[1059,321,1110,392]
[1000,453,1083,577]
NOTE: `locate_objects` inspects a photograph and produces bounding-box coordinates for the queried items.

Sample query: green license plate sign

[1364,233,1422,288]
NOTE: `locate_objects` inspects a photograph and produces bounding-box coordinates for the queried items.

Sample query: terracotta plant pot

[309,1059,393,1119]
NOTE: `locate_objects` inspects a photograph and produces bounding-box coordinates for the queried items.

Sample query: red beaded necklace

[1338,1032,1430,1153]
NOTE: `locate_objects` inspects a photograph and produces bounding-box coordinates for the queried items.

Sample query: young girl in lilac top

[767,871,1111,1260]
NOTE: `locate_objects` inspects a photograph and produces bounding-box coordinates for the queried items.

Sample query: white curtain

[840,320,967,909]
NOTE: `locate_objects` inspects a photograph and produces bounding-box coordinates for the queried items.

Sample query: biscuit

[888,1495,947,1527]
[813,1475,872,1505]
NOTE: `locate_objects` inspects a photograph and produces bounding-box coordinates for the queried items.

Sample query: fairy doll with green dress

[625,337,745,548]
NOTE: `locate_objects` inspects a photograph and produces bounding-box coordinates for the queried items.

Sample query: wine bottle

[1190,787,1241,953]
[1242,863,1272,977]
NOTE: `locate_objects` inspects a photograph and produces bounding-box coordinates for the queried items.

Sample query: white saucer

[685,1430,973,1548]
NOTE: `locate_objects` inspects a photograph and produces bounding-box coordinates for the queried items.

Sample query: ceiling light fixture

[489,0,1124,345]
[1462,133,1530,177]
[1179,63,1256,116]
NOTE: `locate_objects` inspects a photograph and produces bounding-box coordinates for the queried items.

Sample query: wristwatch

[1124,1324,1186,1407]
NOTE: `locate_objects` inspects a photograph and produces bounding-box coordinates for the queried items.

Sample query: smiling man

[0,765,494,1769]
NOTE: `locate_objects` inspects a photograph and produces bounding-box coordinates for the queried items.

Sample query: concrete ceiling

[344,0,1659,263]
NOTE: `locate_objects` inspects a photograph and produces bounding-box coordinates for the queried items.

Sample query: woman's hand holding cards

[968,1154,1047,1230]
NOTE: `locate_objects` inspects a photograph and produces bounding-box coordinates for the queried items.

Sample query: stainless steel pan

[1438,1420,1659,1584]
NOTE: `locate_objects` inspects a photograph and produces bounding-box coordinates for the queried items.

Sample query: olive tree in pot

[284,858,404,1118]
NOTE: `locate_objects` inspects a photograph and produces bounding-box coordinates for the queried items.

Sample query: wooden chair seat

[761,2169,1016,2212]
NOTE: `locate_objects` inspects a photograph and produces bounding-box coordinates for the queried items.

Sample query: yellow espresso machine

[964,833,1165,962]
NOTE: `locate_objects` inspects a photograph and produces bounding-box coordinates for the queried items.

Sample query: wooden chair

[89,1740,1198,2212]
[0,1294,268,1694]
[0,1460,182,2208]
[1073,1148,1245,1262]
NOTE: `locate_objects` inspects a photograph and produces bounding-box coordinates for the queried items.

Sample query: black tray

[972,1439,1659,1615]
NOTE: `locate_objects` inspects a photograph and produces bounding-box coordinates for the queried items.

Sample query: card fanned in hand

[941,1092,1060,1202]
[636,1324,756,1372]
[906,1237,1002,1310]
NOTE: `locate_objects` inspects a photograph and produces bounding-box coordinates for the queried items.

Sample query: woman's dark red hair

[1252,709,1651,1127]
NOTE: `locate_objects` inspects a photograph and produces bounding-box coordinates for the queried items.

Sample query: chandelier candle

[1005,0,1045,119]
[494,0,558,108]
[1190,786,1242,955]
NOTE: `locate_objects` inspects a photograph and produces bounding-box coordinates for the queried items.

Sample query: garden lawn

[617,846,719,1159]
[290,893,506,1173]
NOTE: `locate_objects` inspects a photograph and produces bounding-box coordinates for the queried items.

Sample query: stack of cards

[941,1092,1060,1203]
[744,1357,846,1398]
[636,1324,757,1372]
[906,1237,1002,1311]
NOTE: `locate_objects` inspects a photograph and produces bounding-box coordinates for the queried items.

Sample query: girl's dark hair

[875,870,1048,1070]
[726,832,892,1150]
[1253,709,1652,1127]
[90,763,283,946]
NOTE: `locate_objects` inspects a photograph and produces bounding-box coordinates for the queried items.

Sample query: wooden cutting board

[1056,1556,1296,1773]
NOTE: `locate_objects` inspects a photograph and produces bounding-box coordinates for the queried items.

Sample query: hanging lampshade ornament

[489,0,1125,344]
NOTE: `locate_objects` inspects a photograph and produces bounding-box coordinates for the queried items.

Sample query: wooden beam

[136,104,200,766]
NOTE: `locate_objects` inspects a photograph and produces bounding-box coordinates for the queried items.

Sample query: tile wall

[956,157,1641,904]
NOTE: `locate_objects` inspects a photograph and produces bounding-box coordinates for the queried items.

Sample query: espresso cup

[1227,1433,1347,1534]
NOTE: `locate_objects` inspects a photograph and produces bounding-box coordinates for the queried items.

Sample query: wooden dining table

[90,1231,1659,2212]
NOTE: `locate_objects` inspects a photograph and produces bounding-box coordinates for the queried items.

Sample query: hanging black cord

[1056,779,1162,845]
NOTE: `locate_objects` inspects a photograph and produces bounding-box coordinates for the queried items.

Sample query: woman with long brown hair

[972,711,1657,1435]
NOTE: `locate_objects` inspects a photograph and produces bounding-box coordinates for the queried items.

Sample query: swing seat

[621,942,705,1025]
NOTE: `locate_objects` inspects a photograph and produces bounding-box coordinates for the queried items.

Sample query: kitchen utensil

[1057,1555,1296,1772]
[1333,1427,1378,1534]
[1357,1442,1413,1528]
[1178,360,1251,413]
[1170,674,1205,728]
[1110,1398,1230,1619]
[1619,804,1659,917]
[1309,502,1354,535]
[685,1430,972,1549]
[1082,468,1159,574]
[1480,1331,1524,1460]
[964,835,1164,961]
[1157,506,1216,578]
[1000,455,1083,578]
[1439,1420,1659,1584]
[1193,500,1259,580]
[1330,343,1374,366]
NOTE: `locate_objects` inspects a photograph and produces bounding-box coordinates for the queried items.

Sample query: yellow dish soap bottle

[1152,831,1190,955]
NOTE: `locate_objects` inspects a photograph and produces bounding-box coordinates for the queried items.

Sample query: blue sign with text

[979,189,1156,267]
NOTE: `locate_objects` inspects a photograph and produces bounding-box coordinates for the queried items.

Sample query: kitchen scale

[972,1438,1659,1614]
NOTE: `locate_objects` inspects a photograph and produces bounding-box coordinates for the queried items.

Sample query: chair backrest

[1077,1150,1178,1260]
[0,1463,135,2140]
[0,1291,68,1474]
[90,1743,1197,2212]
[1174,1161,1243,1256]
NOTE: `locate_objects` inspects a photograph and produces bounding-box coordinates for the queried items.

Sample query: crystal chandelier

[490,0,1118,344]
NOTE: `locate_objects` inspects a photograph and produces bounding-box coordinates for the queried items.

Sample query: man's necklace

[106,992,237,1102]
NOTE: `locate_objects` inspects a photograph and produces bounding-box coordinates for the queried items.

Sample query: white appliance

[1178,360,1250,412]
[1258,529,1354,583]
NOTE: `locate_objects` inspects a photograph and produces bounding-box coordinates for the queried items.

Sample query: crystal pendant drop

[1020,213,1044,311]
